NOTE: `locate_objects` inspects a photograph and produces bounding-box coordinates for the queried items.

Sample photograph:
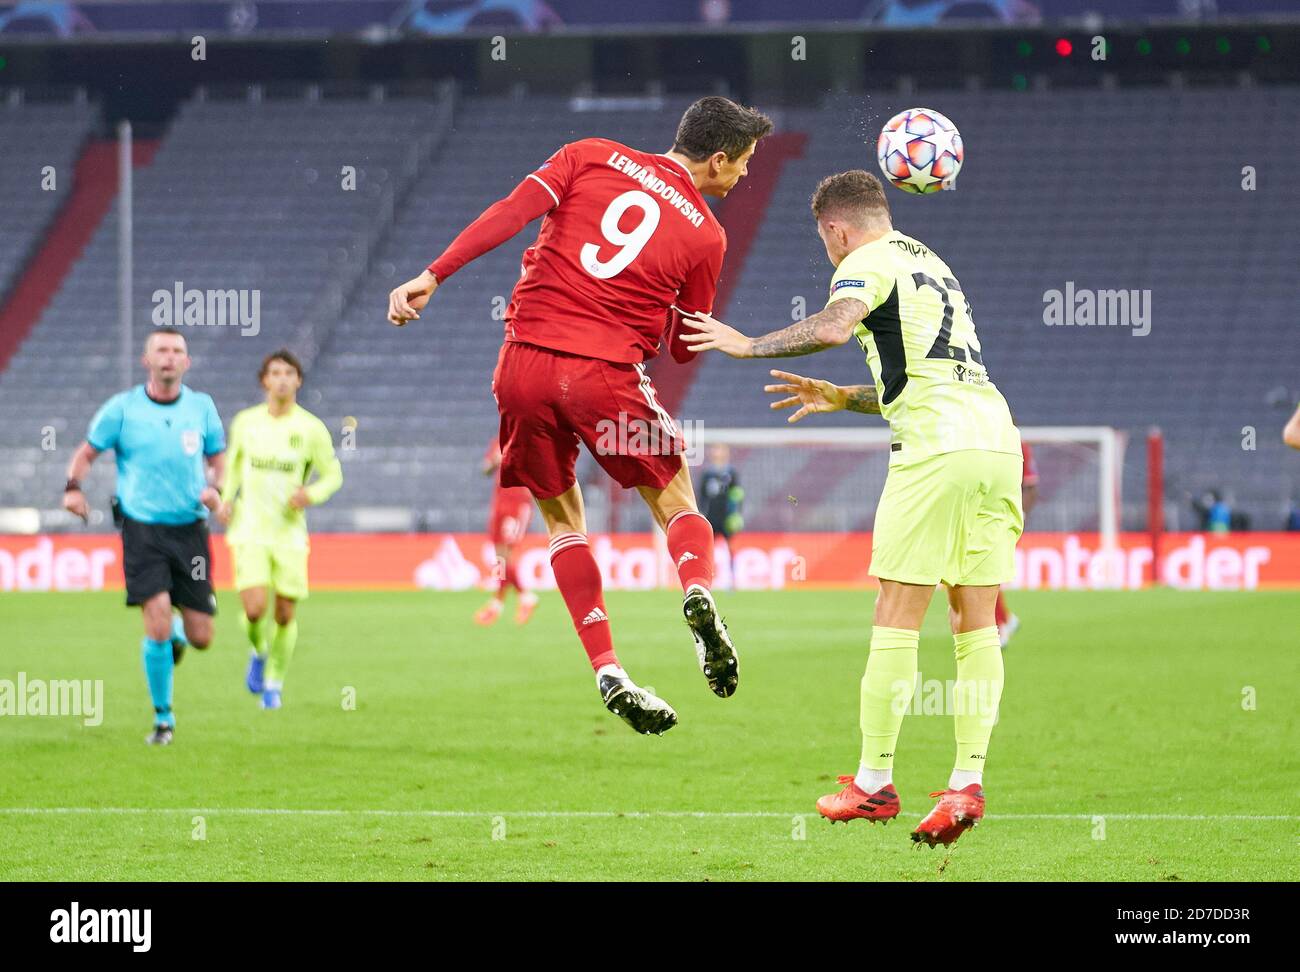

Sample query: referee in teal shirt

[64,328,226,745]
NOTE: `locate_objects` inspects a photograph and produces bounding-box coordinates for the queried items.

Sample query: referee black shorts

[121,516,217,615]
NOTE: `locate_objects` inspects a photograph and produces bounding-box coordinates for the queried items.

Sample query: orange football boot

[911,784,985,847]
[816,775,900,824]
[474,599,503,626]
[515,591,538,625]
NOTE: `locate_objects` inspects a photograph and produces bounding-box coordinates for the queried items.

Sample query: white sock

[595,664,628,682]
[855,764,892,794]
[949,769,982,791]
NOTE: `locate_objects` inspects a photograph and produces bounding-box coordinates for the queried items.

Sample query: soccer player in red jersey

[475,435,539,627]
[388,97,773,734]
[995,440,1039,647]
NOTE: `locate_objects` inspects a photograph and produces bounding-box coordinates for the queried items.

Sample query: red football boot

[816,775,900,824]
[911,784,985,847]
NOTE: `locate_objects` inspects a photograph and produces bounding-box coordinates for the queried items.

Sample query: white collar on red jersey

[655,154,694,181]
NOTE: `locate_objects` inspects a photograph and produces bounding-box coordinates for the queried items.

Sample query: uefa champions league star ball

[877,107,964,194]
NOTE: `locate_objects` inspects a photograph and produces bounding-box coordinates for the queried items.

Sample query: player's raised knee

[186,619,213,650]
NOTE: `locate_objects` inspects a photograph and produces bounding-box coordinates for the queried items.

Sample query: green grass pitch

[1,588,1296,881]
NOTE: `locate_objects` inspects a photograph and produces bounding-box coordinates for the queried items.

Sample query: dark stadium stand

[0,99,97,356]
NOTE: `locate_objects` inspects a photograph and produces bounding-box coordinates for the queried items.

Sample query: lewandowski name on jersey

[600,151,707,228]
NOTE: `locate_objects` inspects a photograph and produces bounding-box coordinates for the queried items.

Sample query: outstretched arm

[388,176,556,325]
[764,370,880,424]
[679,298,867,359]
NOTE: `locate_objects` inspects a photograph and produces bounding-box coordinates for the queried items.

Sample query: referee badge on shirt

[181,429,201,456]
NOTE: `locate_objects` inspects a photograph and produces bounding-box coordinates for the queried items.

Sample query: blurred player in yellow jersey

[217,350,343,709]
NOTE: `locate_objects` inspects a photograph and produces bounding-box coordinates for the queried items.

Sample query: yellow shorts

[870,450,1024,587]
[231,543,309,600]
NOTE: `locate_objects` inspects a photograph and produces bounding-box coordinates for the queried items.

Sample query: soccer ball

[876,108,963,194]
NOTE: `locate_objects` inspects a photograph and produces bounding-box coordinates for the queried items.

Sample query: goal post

[688,425,1126,554]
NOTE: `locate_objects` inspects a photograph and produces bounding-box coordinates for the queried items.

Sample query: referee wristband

[64,479,82,492]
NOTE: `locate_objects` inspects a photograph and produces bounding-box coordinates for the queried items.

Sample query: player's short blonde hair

[810,170,891,227]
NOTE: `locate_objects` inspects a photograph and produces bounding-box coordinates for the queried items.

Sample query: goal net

[687,426,1125,547]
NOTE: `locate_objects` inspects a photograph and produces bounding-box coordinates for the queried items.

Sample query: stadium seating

[0,89,451,528]
[0,99,95,304]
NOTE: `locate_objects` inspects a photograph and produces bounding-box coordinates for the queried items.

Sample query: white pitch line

[0,808,1295,822]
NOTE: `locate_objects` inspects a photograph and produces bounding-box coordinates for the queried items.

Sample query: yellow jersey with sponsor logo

[221,403,342,548]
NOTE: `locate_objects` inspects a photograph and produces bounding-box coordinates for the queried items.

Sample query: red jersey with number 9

[505,138,727,364]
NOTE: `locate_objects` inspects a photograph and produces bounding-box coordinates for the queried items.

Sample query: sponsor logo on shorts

[952,363,987,386]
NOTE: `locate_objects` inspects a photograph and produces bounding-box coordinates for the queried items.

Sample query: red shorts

[1022,441,1039,487]
[493,341,685,500]
[489,486,533,545]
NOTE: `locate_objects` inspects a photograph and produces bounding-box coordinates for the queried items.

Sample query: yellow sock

[952,626,1004,772]
[264,619,298,689]
[858,626,919,771]
[242,613,267,658]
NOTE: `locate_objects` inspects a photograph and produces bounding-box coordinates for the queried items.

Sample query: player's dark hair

[259,348,304,381]
[811,170,892,226]
[144,327,186,349]
[671,97,773,162]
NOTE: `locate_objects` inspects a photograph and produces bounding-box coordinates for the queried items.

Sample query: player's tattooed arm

[680,299,866,359]
[842,384,881,414]
[765,371,879,424]
[748,299,866,358]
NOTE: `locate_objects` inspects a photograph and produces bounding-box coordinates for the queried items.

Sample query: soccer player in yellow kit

[217,350,343,709]
[683,170,1023,847]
